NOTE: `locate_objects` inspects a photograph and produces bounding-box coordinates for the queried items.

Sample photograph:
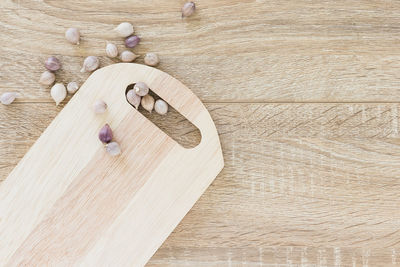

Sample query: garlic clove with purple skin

[50,83,67,106]
[134,82,149,96]
[93,100,107,114]
[141,94,154,113]
[106,142,121,156]
[125,35,140,48]
[81,56,99,72]
[0,92,19,105]
[99,124,113,144]
[45,56,61,72]
[126,89,141,109]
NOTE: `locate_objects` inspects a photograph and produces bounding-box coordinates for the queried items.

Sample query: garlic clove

[67,81,79,94]
[141,94,154,113]
[106,42,118,58]
[106,142,121,156]
[114,22,134,37]
[99,124,113,144]
[144,53,159,67]
[126,89,141,109]
[50,83,67,106]
[125,35,140,48]
[65,27,80,45]
[134,82,149,96]
[0,92,19,105]
[93,100,107,114]
[182,2,196,17]
[39,71,56,86]
[81,56,99,72]
[120,51,139,62]
[45,56,61,72]
[154,99,168,115]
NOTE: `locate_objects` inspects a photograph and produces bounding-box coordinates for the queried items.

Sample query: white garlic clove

[154,99,168,115]
[65,27,80,45]
[106,141,121,156]
[134,82,149,96]
[39,71,55,86]
[50,83,67,106]
[114,22,134,37]
[182,2,196,17]
[106,43,118,58]
[141,94,154,113]
[67,81,79,94]
[144,53,159,67]
[0,92,19,105]
[126,89,141,109]
[120,50,139,62]
[81,56,99,72]
[93,100,107,114]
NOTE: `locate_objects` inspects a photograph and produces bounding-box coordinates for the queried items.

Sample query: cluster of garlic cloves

[99,124,121,156]
[125,82,168,115]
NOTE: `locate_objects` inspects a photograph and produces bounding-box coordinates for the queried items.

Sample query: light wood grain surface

[0,0,399,266]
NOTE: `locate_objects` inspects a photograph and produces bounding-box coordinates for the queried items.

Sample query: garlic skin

[81,56,99,72]
[182,2,196,17]
[99,124,113,144]
[114,22,134,37]
[93,100,107,114]
[39,71,55,85]
[144,53,159,67]
[141,94,154,113]
[120,51,139,62]
[67,81,79,94]
[106,142,121,156]
[106,43,118,58]
[0,92,19,105]
[45,56,61,72]
[125,35,140,48]
[65,28,80,44]
[50,83,67,106]
[134,82,149,96]
[154,99,168,115]
[126,89,141,109]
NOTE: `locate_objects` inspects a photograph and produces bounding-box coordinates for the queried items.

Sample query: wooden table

[1,0,399,266]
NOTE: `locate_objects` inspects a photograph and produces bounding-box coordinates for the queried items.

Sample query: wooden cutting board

[0,63,224,266]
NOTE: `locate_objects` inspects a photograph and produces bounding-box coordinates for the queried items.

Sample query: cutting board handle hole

[125,84,201,149]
